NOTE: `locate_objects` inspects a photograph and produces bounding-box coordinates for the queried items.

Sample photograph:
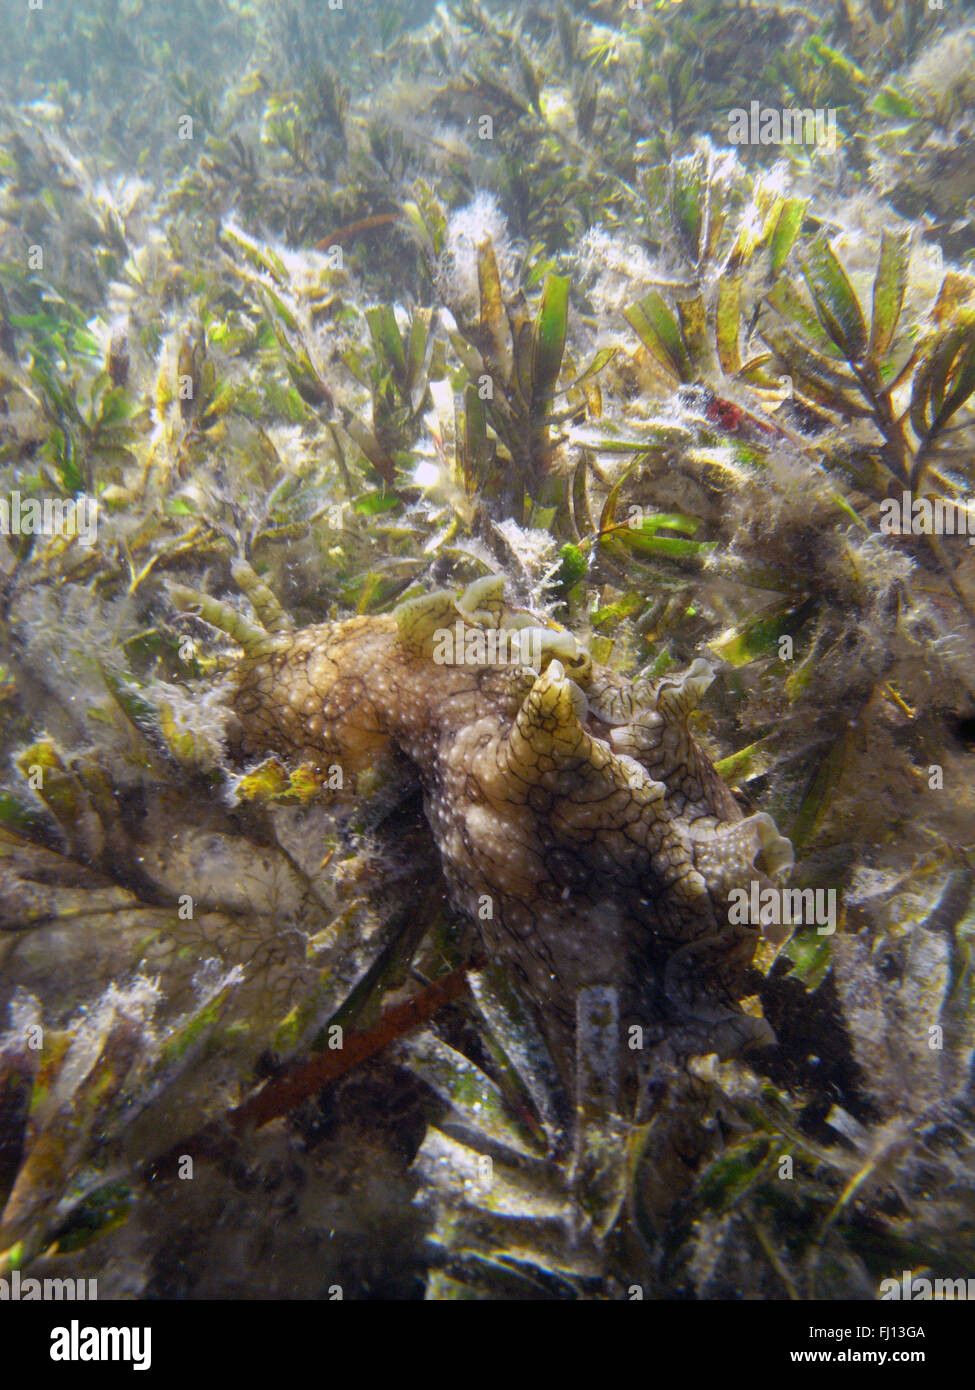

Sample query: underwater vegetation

[0,0,974,1300]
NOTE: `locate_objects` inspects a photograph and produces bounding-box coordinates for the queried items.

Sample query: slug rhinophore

[175,573,793,1090]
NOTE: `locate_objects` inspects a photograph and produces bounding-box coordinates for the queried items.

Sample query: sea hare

[178,575,793,1085]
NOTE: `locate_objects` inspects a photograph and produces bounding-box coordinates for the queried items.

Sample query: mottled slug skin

[224,581,793,1082]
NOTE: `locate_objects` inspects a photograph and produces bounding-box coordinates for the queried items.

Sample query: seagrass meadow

[0,0,974,1301]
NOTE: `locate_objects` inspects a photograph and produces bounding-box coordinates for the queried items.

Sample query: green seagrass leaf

[769,198,807,276]
[531,272,570,407]
[869,229,912,362]
[624,293,691,384]
[716,277,742,376]
[801,237,869,364]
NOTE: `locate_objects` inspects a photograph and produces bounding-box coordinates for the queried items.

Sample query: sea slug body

[190,576,793,1086]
